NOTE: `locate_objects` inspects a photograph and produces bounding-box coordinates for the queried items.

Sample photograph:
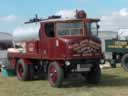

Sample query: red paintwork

[26,41,39,53]
[8,17,102,67]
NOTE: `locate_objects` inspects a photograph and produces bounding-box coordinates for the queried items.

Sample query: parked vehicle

[105,39,128,70]
[8,10,103,87]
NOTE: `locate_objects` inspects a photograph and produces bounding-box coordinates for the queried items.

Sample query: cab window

[86,22,98,36]
[91,22,98,36]
[45,23,55,37]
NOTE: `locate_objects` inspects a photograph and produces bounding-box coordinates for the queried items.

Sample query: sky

[0,0,128,33]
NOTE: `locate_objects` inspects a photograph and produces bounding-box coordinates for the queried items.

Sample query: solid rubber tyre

[121,54,128,71]
[16,59,33,81]
[48,62,64,88]
[86,64,101,84]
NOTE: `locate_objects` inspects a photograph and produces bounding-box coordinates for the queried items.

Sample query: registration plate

[77,64,91,72]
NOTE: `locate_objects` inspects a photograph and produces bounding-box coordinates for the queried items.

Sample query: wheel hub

[49,66,58,83]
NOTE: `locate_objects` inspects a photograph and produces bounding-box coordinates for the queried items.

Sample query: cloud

[100,8,128,31]
[55,10,76,19]
[119,8,128,16]
[0,14,25,33]
[0,14,17,22]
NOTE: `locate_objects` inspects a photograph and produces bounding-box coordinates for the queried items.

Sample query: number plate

[77,64,91,72]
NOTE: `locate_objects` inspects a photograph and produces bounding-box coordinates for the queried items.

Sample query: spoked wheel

[121,54,128,71]
[16,59,33,81]
[48,62,64,88]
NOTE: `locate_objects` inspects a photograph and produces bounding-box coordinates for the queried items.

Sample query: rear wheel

[48,62,64,88]
[16,59,33,81]
[121,54,128,71]
[86,64,101,84]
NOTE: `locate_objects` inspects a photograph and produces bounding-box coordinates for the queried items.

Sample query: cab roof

[40,18,100,23]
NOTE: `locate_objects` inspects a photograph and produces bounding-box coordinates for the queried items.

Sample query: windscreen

[56,22,84,36]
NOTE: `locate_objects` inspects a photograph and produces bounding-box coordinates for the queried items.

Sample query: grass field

[0,66,128,96]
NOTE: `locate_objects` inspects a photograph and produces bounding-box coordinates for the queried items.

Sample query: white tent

[0,32,13,69]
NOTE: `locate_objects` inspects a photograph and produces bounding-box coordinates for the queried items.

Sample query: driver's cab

[40,10,101,59]
[43,19,100,39]
[41,18,100,59]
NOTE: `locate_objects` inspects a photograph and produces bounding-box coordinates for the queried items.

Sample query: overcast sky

[0,0,128,33]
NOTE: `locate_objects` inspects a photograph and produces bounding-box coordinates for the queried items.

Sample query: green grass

[1,66,128,96]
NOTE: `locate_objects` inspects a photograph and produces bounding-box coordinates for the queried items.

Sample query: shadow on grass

[99,73,128,87]
[27,71,128,88]
[61,73,128,88]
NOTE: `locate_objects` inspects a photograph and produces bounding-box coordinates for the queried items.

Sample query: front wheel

[86,64,101,84]
[48,62,64,88]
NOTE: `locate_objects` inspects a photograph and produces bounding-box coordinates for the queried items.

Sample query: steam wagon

[8,10,103,87]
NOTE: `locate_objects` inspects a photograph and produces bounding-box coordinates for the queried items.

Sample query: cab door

[41,23,56,59]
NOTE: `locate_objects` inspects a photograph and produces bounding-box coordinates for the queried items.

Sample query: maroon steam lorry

[8,10,103,87]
